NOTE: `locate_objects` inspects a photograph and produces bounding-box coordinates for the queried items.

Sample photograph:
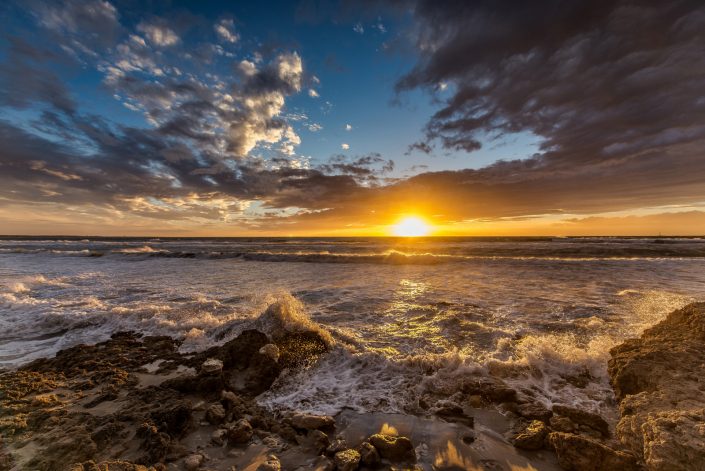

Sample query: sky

[0,0,704,236]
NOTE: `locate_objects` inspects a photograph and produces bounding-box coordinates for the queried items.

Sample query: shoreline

[1,304,704,470]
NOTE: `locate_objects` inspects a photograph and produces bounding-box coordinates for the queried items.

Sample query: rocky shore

[1,302,704,470]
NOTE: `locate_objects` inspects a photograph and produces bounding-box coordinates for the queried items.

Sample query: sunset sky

[1,0,704,236]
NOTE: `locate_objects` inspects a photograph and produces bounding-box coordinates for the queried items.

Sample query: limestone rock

[183,454,203,471]
[548,432,639,471]
[552,405,609,437]
[334,449,361,471]
[513,420,548,450]
[358,441,381,467]
[290,413,335,430]
[608,302,705,470]
[205,403,226,425]
[227,419,253,444]
[368,434,416,463]
[258,344,280,362]
[257,454,281,471]
[200,358,223,375]
[516,402,553,422]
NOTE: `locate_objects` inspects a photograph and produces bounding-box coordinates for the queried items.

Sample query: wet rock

[513,420,548,450]
[325,437,348,455]
[221,390,239,405]
[258,344,280,362]
[516,402,553,422]
[71,461,157,471]
[334,449,361,471]
[296,429,330,454]
[434,402,474,426]
[200,358,223,375]
[552,405,609,437]
[149,400,193,438]
[290,413,335,431]
[358,441,381,467]
[227,419,253,445]
[211,428,228,446]
[467,394,484,408]
[548,432,639,471]
[462,377,517,403]
[368,434,416,463]
[257,454,281,471]
[461,432,476,444]
[608,302,705,470]
[137,423,170,465]
[183,454,204,471]
[205,403,227,425]
[550,415,576,433]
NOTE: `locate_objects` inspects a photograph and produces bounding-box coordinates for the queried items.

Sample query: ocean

[1,236,704,420]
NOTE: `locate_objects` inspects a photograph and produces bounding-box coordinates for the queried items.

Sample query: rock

[334,449,361,471]
[325,437,347,455]
[467,394,484,408]
[221,390,239,404]
[513,420,548,450]
[550,415,576,433]
[368,434,416,463]
[358,441,381,467]
[548,432,639,471]
[211,428,228,446]
[257,454,281,471]
[516,402,553,422]
[297,429,330,454]
[227,419,253,444]
[290,413,335,430]
[462,377,517,403]
[205,403,226,425]
[433,402,474,426]
[201,358,223,375]
[184,454,203,471]
[608,302,705,470]
[258,344,280,362]
[552,405,609,437]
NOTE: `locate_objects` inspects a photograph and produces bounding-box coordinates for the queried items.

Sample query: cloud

[353,23,364,34]
[345,124,352,131]
[137,21,179,47]
[341,143,350,150]
[308,88,319,98]
[214,18,239,43]
[308,123,323,132]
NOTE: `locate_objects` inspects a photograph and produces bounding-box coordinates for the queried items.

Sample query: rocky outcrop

[548,432,640,471]
[0,325,330,471]
[608,302,705,471]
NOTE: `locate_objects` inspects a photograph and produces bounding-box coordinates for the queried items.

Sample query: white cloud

[353,23,364,34]
[214,18,239,43]
[345,124,352,131]
[137,22,179,47]
[311,75,320,84]
[308,89,319,98]
[308,123,323,132]
[341,143,350,150]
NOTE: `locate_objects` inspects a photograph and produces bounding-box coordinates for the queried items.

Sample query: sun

[392,216,431,237]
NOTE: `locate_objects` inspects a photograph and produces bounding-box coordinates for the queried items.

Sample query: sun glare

[392,216,431,237]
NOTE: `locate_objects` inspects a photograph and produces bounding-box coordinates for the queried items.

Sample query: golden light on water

[391,216,431,237]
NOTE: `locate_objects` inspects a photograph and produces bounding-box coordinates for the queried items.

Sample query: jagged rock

[513,420,548,450]
[548,432,639,471]
[137,423,170,465]
[552,405,609,437]
[257,454,281,471]
[461,377,517,402]
[71,461,157,471]
[183,454,203,471]
[221,390,238,404]
[434,402,474,426]
[608,302,705,470]
[227,419,253,444]
[516,402,553,422]
[296,429,330,454]
[550,415,576,433]
[211,428,228,446]
[334,449,361,471]
[258,344,280,362]
[368,434,416,463]
[205,403,226,425]
[358,441,381,467]
[200,358,223,375]
[290,413,335,430]
[325,437,347,455]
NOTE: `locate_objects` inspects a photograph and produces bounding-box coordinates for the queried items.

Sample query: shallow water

[1,237,704,417]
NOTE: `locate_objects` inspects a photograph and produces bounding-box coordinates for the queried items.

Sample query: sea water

[1,236,704,419]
